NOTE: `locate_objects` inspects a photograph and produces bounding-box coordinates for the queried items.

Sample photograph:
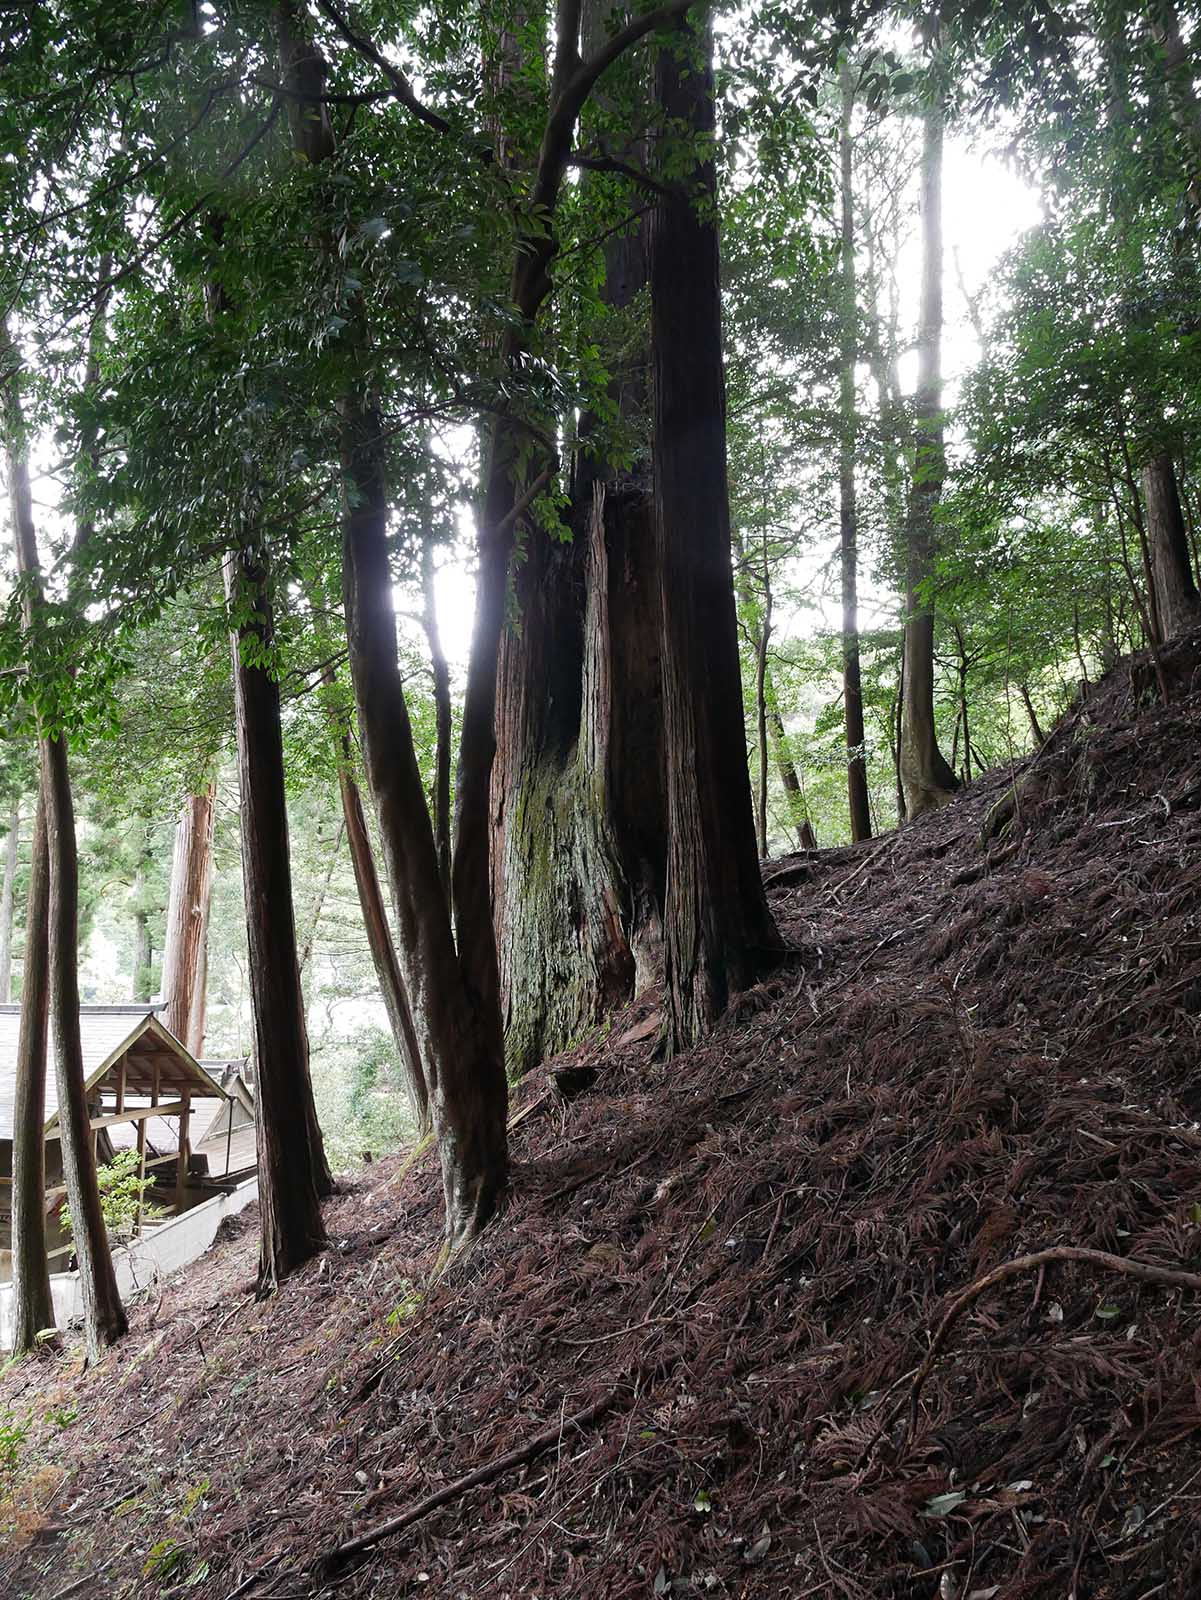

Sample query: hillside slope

[4,636,1201,1600]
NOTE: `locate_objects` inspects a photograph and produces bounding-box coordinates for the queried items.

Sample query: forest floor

[4,635,1201,1600]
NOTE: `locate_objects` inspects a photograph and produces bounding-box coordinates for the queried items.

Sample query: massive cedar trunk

[839,57,872,843]
[1141,452,1201,638]
[649,14,779,1053]
[225,551,331,1292]
[273,0,505,1241]
[10,791,55,1354]
[493,470,665,1073]
[5,335,126,1363]
[899,93,957,819]
[0,796,19,1001]
[160,786,215,1053]
[491,0,666,1074]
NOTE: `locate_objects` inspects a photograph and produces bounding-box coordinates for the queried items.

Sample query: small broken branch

[861,1246,1201,1467]
[319,1386,628,1570]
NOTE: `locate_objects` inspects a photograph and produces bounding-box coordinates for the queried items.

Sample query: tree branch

[313,0,451,133]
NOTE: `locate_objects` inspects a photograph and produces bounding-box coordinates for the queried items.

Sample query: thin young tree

[839,55,872,842]
[224,548,332,1292]
[4,330,126,1362]
[9,790,55,1354]
[899,87,957,817]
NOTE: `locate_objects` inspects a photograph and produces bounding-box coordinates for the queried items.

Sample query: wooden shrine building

[0,1005,238,1280]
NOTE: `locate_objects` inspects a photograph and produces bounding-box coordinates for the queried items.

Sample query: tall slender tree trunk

[273,0,506,1241]
[10,791,54,1354]
[839,57,872,843]
[419,528,453,904]
[225,551,331,1292]
[161,786,216,1053]
[0,795,19,1001]
[1141,452,1201,639]
[130,823,154,1005]
[900,92,957,818]
[755,561,772,858]
[650,13,779,1052]
[5,328,126,1364]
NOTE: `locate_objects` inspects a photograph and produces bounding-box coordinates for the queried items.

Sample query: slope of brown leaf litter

[4,634,1201,1600]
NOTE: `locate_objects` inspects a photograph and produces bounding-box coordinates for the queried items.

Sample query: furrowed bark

[225,550,331,1293]
[161,785,216,1053]
[10,790,54,1354]
[649,12,779,1053]
[900,91,957,819]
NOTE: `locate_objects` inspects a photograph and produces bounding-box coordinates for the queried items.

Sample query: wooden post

[115,1061,126,1114]
[174,1088,190,1216]
[135,1116,147,1234]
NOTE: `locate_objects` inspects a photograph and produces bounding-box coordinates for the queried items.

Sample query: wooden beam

[87,1100,187,1131]
[174,1088,191,1215]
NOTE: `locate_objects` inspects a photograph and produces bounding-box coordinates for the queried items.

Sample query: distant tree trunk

[225,551,331,1293]
[839,57,872,843]
[419,529,453,904]
[298,818,344,976]
[130,823,154,1005]
[335,737,429,1131]
[1019,683,1046,747]
[1141,452,1201,638]
[5,329,125,1364]
[755,558,772,858]
[954,624,973,786]
[650,14,779,1052]
[161,786,216,1053]
[272,0,506,1241]
[900,93,957,819]
[0,795,19,1002]
[766,696,816,850]
[10,791,54,1355]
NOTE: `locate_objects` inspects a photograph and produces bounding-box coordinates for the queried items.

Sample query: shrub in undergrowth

[63,1149,161,1244]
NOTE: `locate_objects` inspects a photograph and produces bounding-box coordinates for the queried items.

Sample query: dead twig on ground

[318,1386,629,1572]
[860,1247,1201,1466]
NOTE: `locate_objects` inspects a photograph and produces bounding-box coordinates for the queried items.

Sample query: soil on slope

[3,634,1201,1600]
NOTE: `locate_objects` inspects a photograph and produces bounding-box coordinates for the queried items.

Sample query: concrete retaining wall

[0,1176,257,1350]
